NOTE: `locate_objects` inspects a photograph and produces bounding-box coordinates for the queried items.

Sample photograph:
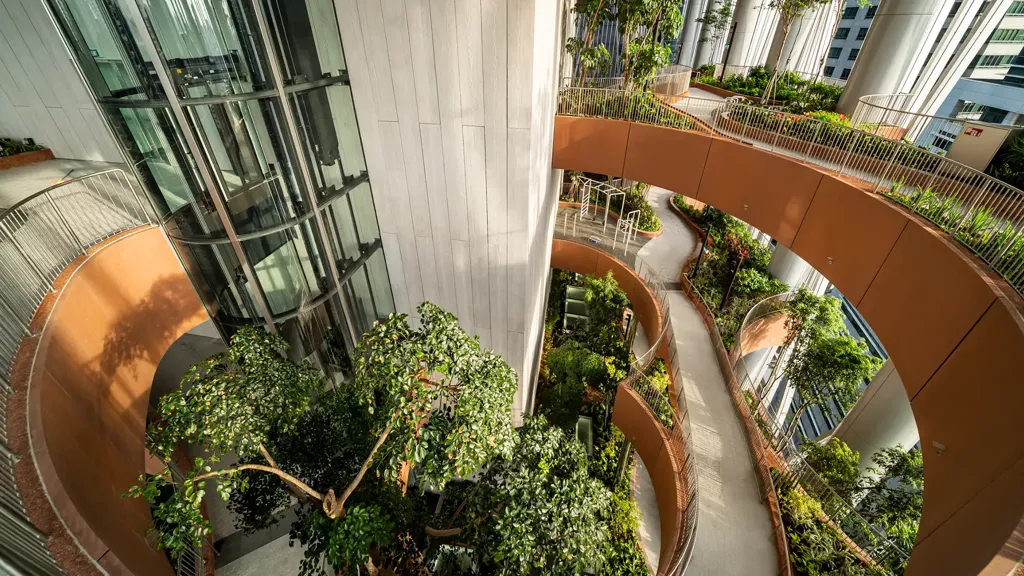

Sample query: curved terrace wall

[9,227,209,576]
[553,115,1024,576]
[550,239,684,574]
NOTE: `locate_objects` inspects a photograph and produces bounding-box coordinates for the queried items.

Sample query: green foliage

[697,0,734,43]
[295,505,394,574]
[776,478,884,576]
[859,447,924,554]
[558,87,701,131]
[0,137,45,157]
[803,110,851,126]
[463,418,610,575]
[701,65,842,112]
[801,438,861,501]
[643,357,670,393]
[987,133,1024,189]
[615,0,683,87]
[623,183,660,231]
[544,340,607,427]
[601,482,649,576]
[353,302,519,488]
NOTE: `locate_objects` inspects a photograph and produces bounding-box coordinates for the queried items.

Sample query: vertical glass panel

[241,220,327,316]
[322,181,381,268]
[109,106,227,238]
[52,0,164,99]
[261,0,346,83]
[187,98,307,233]
[276,298,352,383]
[289,85,366,196]
[137,0,270,97]
[342,263,375,336]
[365,249,394,319]
[171,239,261,321]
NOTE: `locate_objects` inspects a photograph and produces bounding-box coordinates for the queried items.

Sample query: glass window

[856,27,868,40]
[323,181,382,268]
[848,49,860,61]
[51,0,164,100]
[824,66,835,77]
[992,29,1024,42]
[172,240,263,322]
[828,47,842,59]
[136,0,271,98]
[341,249,393,336]
[835,27,850,40]
[260,0,347,84]
[1010,1,1024,15]
[186,98,309,234]
[109,106,230,238]
[289,85,367,197]
[841,68,851,80]
[865,6,877,18]
[842,7,859,19]
[241,220,329,317]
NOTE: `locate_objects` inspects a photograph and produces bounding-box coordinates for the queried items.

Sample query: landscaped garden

[671,195,787,347]
[694,65,843,113]
[131,301,657,575]
[535,268,675,575]
[562,174,662,233]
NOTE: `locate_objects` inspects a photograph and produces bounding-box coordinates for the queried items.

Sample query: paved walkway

[636,187,776,575]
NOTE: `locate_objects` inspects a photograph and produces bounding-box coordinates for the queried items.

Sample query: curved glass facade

[48,0,393,376]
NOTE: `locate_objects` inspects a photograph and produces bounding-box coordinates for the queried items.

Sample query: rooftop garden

[562,174,662,233]
[694,65,843,113]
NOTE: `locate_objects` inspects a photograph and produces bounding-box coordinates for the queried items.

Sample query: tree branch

[193,465,323,501]
[425,526,464,538]
[260,443,309,503]
[324,423,395,519]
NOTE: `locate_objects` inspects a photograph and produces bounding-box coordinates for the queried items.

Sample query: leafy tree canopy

[859,446,924,552]
[801,437,861,501]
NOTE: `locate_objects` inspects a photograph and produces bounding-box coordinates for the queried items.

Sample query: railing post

[2,227,54,292]
[44,191,87,256]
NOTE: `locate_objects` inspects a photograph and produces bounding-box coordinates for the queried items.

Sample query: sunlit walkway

[636,187,776,575]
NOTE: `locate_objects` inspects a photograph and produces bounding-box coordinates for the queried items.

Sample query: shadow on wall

[23,228,209,576]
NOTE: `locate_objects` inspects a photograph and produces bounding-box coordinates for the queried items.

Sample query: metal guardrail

[0,168,151,575]
[851,92,1023,148]
[554,202,699,575]
[557,87,1024,297]
[565,64,693,98]
[731,293,912,573]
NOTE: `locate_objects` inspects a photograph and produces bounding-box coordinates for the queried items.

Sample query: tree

[130,302,520,574]
[858,446,924,553]
[616,0,684,89]
[566,0,615,85]
[801,437,861,501]
[761,0,833,103]
[440,417,611,575]
[544,340,607,427]
[696,0,735,69]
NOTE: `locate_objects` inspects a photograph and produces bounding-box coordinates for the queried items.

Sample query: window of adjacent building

[835,27,850,39]
[842,6,859,19]
[848,48,859,61]
[931,136,952,151]
[866,5,877,18]
[976,54,1017,66]
[856,27,868,40]
[824,65,835,76]
[828,47,842,59]
[991,28,1024,42]
[1009,1,1024,15]
[951,1,963,17]
[841,68,851,79]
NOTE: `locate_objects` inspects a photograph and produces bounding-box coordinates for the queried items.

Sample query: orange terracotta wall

[553,115,1024,576]
[26,227,209,576]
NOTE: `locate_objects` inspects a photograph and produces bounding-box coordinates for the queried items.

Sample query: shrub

[623,183,660,231]
[0,138,44,157]
[803,110,850,126]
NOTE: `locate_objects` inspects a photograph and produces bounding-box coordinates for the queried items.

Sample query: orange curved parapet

[8,227,209,576]
[553,115,1024,576]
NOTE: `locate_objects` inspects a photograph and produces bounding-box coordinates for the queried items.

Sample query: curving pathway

[635,186,776,575]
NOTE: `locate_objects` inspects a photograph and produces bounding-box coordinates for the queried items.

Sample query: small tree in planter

[130,302,519,574]
[615,0,684,90]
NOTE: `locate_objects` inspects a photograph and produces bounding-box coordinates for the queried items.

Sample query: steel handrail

[556,87,1024,297]
[853,92,1022,130]
[0,168,150,575]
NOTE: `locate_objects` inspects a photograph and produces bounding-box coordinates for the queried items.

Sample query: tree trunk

[324,423,394,519]
[364,559,379,575]
[783,404,806,440]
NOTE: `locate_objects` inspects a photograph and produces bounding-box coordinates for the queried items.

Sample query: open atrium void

[0,0,1021,575]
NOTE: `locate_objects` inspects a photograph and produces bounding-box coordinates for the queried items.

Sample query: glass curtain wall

[47,0,394,379]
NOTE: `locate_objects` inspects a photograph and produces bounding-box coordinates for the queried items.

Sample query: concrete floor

[636,187,776,576]
[633,457,661,573]
[0,159,125,208]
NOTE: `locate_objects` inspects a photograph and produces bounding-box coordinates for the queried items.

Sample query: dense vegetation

[539,268,662,575]
[561,177,662,232]
[131,303,627,575]
[672,195,787,347]
[694,65,843,113]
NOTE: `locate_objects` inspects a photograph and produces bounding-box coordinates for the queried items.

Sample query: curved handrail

[851,92,1023,145]
[557,86,1024,297]
[553,211,699,574]
[0,167,150,575]
[731,292,912,573]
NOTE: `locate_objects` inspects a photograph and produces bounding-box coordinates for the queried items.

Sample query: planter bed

[0,148,54,171]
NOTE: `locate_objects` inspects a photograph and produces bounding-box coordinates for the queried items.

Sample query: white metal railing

[566,64,693,97]
[557,87,1024,297]
[705,64,847,88]
[848,93,1014,150]
[553,204,699,574]
[0,168,151,575]
[732,293,911,574]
